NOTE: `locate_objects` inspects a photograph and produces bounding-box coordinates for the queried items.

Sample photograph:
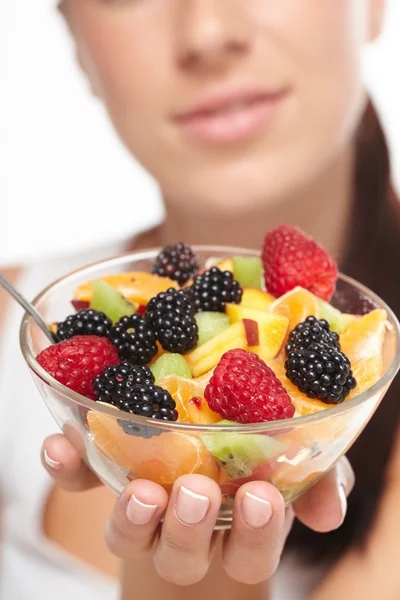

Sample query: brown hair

[288,100,400,561]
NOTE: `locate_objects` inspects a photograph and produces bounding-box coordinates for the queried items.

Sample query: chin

[165,163,301,218]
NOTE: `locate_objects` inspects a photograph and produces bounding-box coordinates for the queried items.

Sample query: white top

[0,247,326,600]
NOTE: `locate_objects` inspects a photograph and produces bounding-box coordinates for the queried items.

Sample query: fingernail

[175,485,209,525]
[339,484,347,520]
[44,449,63,470]
[242,492,273,528]
[127,493,158,525]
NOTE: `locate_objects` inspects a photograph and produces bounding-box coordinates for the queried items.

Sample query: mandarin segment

[269,287,320,335]
[74,272,179,306]
[340,309,388,398]
[88,412,219,486]
[157,375,220,424]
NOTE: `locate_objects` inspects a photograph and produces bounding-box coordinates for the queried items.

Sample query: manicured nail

[242,492,273,528]
[339,484,347,520]
[127,493,158,525]
[175,486,210,525]
[44,449,63,470]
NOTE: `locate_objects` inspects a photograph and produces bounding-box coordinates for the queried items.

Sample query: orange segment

[88,412,219,486]
[268,358,328,416]
[74,272,179,306]
[158,375,220,424]
[270,287,319,334]
[340,309,388,398]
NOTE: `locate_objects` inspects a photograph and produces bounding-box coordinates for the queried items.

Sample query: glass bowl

[20,247,400,529]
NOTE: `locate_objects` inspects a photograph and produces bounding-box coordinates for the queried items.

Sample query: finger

[42,434,101,491]
[105,479,168,559]
[223,482,286,584]
[293,457,355,532]
[153,475,221,586]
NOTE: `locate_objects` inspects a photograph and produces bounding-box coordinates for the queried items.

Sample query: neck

[159,144,355,264]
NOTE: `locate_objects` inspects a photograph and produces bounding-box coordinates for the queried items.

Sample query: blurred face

[63,0,384,216]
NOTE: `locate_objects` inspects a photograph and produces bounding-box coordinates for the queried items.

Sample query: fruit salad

[35,225,391,503]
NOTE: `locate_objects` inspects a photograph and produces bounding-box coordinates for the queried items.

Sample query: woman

[1,1,399,599]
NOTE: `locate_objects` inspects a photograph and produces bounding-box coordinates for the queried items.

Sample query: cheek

[268,0,366,173]
[73,6,171,126]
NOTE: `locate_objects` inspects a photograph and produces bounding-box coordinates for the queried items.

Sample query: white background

[1,0,399,266]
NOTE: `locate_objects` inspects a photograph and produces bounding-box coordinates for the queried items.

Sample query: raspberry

[186,267,242,313]
[57,309,112,341]
[262,225,338,301]
[152,242,199,285]
[146,288,198,353]
[37,336,120,400]
[204,349,295,424]
[285,316,340,355]
[285,342,357,404]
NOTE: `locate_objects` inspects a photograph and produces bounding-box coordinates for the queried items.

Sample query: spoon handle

[0,272,56,344]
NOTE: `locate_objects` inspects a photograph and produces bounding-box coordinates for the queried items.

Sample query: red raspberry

[37,336,120,400]
[262,225,338,301]
[204,349,295,424]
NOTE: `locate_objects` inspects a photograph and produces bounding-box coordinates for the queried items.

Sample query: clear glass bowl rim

[20,245,400,434]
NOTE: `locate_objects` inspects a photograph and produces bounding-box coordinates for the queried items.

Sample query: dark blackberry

[146,288,198,354]
[152,242,199,285]
[57,309,112,341]
[93,362,155,406]
[285,316,340,355]
[117,384,178,438]
[109,314,157,364]
[186,267,242,313]
[285,342,357,404]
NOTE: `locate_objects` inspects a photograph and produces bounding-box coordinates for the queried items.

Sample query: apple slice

[241,288,275,312]
[226,304,289,361]
[185,320,258,377]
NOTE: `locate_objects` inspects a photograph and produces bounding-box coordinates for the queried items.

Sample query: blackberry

[93,362,155,406]
[109,313,157,364]
[57,309,112,341]
[153,242,199,285]
[285,342,357,404]
[146,288,198,354]
[186,267,242,313]
[285,316,340,355]
[117,383,178,438]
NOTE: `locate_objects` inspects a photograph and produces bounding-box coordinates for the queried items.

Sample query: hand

[42,434,354,586]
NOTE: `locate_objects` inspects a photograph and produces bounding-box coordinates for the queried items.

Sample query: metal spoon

[0,272,57,344]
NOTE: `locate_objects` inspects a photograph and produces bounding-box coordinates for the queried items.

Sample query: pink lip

[173,88,288,144]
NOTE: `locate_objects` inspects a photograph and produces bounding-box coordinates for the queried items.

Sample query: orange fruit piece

[268,357,328,416]
[88,412,219,487]
[340,308,387,398]
[74,272,179,306]
[158,375,221,425]
[270,287,319,336]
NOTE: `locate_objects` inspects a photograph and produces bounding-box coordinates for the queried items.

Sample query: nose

[175,0,252,72]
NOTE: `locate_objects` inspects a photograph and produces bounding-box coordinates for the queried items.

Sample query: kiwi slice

[202,421,286,479]
[317,298,349,333]
[195,312,231,346]
[150,353,192,382]
[232,256,263,289]
[91,279,138,324]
